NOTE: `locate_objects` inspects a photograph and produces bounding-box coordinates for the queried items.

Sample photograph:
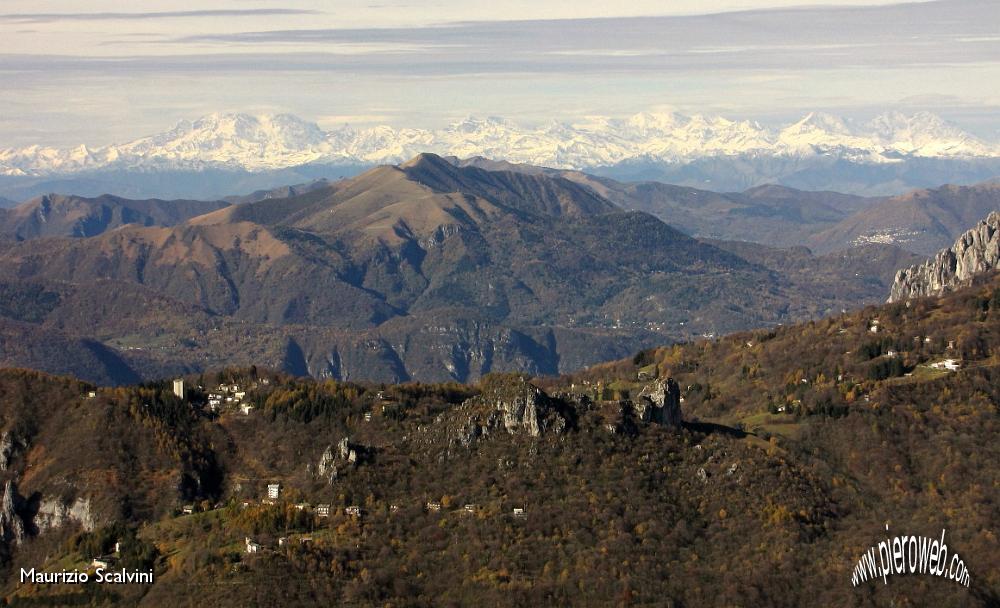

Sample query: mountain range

[3,110,1000,200]
[450,158,1000,255]
[0,153,923,385]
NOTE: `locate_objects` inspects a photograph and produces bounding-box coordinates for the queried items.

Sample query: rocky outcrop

[0,431,21,471]
[314,438,360,483]
[889,211,1000,302]
[453,377,568,446]
[0,481,25,545]
[33,496,95,533]
[636,377,683,427]
[485,378,565,437]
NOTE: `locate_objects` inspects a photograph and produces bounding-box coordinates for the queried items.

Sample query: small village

[172,479,533,557]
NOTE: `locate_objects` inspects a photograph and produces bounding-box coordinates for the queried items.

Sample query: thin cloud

[0,9,320,23]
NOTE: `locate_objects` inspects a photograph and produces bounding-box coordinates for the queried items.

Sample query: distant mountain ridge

[3,110,997,178]
[0,194,230,240]
[0,154,916,384]
[808,182,1000,255]
[450,157,1000,255]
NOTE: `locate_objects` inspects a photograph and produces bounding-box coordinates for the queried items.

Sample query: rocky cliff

[0,481,25,546]
[888,211,1000,302]
[635,378,683,427]
[452,376,568,447]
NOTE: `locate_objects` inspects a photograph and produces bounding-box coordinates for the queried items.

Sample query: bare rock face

[0,481,25,545]
[317,445,336,481]
[34,496,95,534]
[636,377,683,427]
[889,211,1000,302]
[0,432,19,471]
[454,377,567,445]
[487,379,566,437]
[316,437,360,483]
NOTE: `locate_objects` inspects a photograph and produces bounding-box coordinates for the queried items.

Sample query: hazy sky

[2,0,999,147]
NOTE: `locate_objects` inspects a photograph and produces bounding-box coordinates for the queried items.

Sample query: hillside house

[294,503,310,511]
[182,505,194,515]
[464,504,477,513]
[245,537,260,554]
[278,537,288,547]
[426,502,441,512]
[513,508,526,518]
[240,403,254,415]
[364,412,372,422]
[390,504,400,513]
[316,504,330,518]
[172,378,185,399]
[345,505,361,516]
[92,556,116,569]
[267,483,281,499]
[930,359,961,371]
[886,350,898,358]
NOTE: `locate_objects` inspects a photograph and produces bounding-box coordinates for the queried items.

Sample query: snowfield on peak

[1,110,998,176]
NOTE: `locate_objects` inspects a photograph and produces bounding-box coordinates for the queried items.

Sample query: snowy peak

[1,109,998,176]
[866,111,992,156]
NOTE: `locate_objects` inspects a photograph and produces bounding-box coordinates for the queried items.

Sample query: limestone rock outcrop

[315,437,361,483]
[889,211,1000,302]
[34,496,95,533]
[636,377,683,427]
[0,481,25,545]
[0,431,20,471]
[453,377,567,446]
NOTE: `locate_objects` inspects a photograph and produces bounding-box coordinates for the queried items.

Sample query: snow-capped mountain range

[2,110,998,176]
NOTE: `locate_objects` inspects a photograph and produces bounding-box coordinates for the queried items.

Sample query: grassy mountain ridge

[808,182,1000,255]
[0,194,230,240]
[0,154,917,384]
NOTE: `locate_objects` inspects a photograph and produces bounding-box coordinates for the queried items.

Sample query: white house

[929,359,961,372]
[267,483,281,499]
[316,504,331,518]
[172,378,185,399]
[245,537,260,554]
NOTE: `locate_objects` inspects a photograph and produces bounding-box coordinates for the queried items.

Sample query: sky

[1,0,999,147]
